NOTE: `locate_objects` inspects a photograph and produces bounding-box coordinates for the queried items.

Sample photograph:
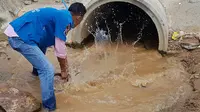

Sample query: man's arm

[54,37,69,80]
[54,11,72,80]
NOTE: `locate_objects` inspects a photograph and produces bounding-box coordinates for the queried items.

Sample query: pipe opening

[82,2,159,49]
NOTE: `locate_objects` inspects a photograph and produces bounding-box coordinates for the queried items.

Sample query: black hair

[68,2,86,16]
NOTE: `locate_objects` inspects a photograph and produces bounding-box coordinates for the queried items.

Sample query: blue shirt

[10,7,73,48]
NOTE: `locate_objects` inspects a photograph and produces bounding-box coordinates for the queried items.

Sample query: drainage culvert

[73,0,168,52]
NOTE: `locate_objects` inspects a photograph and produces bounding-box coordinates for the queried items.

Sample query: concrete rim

[77,0,168,51]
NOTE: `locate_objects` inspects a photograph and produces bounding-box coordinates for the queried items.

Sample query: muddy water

[1,42,188,112]
[53,44,179,112]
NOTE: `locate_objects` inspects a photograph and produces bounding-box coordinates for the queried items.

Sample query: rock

[24,0,32,5]
[181,37,199,45]
[0,83,41,112]
[180,43,200,50]
[180,36,200,50]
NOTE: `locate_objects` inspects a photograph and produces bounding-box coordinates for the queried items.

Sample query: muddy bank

[0,83,41,112]
[160,50,200,112]
[161,34,200,112]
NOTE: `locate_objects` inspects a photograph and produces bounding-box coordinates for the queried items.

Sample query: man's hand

[55,72,70,81]
[61,71,70,80]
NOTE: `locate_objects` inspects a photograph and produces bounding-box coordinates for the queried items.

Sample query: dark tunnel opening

[81,2,159,50]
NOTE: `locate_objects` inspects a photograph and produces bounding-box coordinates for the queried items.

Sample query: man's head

[69,2,86,27]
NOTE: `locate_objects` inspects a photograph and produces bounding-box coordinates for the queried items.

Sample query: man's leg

[32,68,38,76]
[32,47,47,76]
[8,37,56,111]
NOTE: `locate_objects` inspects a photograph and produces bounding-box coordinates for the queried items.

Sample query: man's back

[10,7,73,47]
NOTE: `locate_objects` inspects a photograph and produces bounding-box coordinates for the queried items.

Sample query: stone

[179,35,200,50]
[0,83,41,112]
[24,0,32,5]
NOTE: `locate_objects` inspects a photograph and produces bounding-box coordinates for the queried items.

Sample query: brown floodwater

[1,42,187,112]
[53,44,181,112]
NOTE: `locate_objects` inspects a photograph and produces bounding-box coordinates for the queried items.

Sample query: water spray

[132,20,149,46]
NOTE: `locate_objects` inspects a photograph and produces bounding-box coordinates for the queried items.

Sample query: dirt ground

[163,38,200,112]
[178,49,200,112]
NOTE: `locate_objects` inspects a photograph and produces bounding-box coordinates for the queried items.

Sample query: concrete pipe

[71,0,168,52]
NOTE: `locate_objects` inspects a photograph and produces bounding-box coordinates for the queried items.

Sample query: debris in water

[132,79,153,88]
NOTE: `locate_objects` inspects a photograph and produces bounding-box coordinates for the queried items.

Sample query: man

[4,2,86,111]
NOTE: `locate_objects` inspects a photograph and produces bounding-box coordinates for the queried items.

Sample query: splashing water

[88,26,110,51]
[87,18,148,47]
[87,20,112,52]
[94,28,109,45]
[132,24,145,46]
[132,20,149,46]
[88,20,126,46]
[105,20,112,43]
[114,21,126,44]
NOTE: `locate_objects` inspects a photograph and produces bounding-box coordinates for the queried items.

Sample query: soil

[165,38,200,112]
